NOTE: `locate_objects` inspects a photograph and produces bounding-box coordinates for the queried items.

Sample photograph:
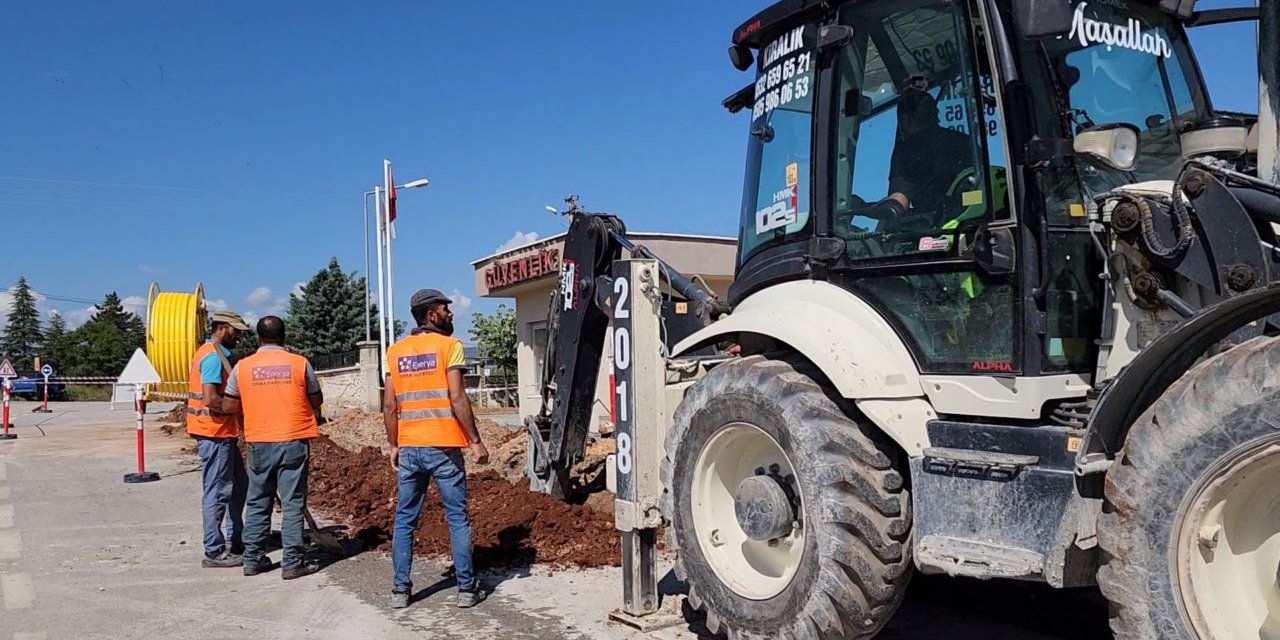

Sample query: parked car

[6,370,68,401]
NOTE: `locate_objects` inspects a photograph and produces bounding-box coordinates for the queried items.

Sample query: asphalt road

[0,401,1112,639]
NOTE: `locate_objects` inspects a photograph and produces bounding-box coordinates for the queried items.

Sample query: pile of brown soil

[320,408,389,453]
[307,435,620,569]
[162,404,186,425]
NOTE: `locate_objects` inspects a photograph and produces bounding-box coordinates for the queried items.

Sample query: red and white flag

[383,159,397,239]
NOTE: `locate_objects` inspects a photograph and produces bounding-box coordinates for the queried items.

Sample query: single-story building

[472,231,737,429]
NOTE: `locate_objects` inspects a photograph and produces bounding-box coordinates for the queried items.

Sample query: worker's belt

[400,408,455,421]
[187,408,212,417]
[396,389,449,402]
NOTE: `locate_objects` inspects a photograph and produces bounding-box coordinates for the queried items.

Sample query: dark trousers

[242,440,310,571]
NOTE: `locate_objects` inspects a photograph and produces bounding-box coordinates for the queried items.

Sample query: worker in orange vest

[222,315,324,580]
[384,288,489,610]
[186,309,250,569]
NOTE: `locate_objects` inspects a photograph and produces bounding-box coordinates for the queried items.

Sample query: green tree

[285,257,387,357]
[65,293,146,377]
[469,304,516,378]
[41,312,72,374]
[2,276,44,370]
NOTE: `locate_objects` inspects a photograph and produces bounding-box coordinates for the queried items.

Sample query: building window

[530,321,549,388]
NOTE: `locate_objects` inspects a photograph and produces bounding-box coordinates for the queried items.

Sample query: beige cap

[210,310,250,331]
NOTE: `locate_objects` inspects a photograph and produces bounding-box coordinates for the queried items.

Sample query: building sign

[485,248,561,290]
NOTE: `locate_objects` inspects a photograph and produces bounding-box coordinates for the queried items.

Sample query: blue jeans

[243,440,310,571]
[195,437,247,558]
[392,446,473,592]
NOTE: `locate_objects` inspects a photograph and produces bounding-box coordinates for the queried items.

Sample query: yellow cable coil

[144,282,207,401]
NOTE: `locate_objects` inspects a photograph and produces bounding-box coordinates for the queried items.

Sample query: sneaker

[282,559,321,580]
[390,590,410,609]
[202,550,243,569]
[243,557,274,576]
[456,587,486,608]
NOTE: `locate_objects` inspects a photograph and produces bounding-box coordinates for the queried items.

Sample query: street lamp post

[363,175,429,370]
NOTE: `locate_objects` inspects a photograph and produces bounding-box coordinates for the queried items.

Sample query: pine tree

[285,257,383,357]
[65,293,146,376]
[1,276,44,370]
[41,312,71,374]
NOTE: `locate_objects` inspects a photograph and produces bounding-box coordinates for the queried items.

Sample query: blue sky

[0,0,1262,341]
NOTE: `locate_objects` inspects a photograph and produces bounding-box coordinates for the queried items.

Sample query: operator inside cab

[884,78,972,219]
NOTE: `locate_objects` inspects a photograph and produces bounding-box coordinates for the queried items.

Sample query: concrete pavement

[0,402,1111,639]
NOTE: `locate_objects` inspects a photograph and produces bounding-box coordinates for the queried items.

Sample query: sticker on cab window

[756,163,802,235]
[917,236,952,252]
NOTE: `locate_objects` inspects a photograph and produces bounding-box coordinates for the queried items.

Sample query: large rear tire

[1098,335,1280,640]
[661,355,912,639]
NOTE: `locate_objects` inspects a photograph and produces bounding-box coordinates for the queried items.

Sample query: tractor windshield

[737,23,818,263]
[1036,1,1210,196]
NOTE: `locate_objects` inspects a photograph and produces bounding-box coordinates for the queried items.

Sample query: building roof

[470,230,736,266]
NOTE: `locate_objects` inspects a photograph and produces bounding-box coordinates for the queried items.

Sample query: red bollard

[123,386,159,483]
[0,380,15,441]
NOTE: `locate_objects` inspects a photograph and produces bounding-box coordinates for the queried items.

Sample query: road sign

[40,364,53,378]
[117,349,161,386]
[0,359,14,379]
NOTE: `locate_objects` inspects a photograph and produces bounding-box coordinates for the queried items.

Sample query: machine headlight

[1074,124,1141,172]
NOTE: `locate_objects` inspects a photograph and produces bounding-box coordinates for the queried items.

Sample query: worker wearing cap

[186,309,251,568]
[384,288,490,609]
[222,315,324,580]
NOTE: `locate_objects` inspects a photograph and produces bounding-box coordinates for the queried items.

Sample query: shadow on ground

[650,573,1110,640]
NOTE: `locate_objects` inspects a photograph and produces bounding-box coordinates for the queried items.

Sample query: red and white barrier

[0,380,14,441]
[122,386,159,483]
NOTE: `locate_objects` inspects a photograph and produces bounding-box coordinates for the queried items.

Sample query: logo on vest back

[251,364,293,385]
[398,353,438,374]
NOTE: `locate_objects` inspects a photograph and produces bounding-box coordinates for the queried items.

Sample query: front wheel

[1099,335,1280,640]
[661,355,912,639]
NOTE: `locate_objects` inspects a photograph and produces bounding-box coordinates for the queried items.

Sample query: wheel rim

[1174,435,1280,640]
[691,422,805,600]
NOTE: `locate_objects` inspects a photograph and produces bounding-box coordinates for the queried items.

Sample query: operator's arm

[445,341,488,463]
[886,135,912,210]
[383,375,399,469]
[220,364,242,414]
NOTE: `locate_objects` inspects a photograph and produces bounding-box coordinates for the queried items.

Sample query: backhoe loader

[526,1,1280,637]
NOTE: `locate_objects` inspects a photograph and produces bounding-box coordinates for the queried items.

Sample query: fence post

[358,340,381,412]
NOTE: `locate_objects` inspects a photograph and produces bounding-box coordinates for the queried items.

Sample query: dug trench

[161,408,622,569]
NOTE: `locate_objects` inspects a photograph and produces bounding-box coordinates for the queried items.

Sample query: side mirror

[1073,124,1140,172]
[1012,0,1074,39]
[974,225,1016,276]
[728,44,754,72]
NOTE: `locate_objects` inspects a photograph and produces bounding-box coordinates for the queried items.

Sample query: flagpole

[363,190,372,342]
[374,185,389,374]
[383,159,396,345]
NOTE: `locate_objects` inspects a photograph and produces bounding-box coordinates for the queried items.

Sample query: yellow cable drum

[144,282,207,401]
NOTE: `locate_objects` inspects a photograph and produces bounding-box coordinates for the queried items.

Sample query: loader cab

[727,0,1214,378]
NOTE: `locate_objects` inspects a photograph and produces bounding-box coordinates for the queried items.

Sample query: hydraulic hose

[144,283,206,401]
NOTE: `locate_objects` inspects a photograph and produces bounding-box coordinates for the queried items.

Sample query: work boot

[202,549,242,569]
[456,587,486,609]
[242,557,274,576]
[390,589,410,609]
[282,559,321,580]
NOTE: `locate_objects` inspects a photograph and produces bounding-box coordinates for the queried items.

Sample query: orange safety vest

[186,342,239,439]
[387,332,468,448]
[236,348,319,443]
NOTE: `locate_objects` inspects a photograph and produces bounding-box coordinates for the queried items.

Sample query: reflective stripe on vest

[387,333,468,448]
[186,342,239,439]
[237,349,318,443]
